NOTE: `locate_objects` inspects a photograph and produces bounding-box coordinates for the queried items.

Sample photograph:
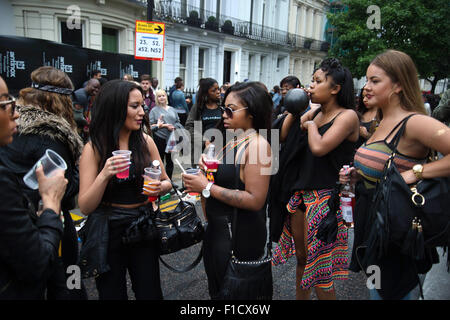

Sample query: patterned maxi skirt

[272,189,349,291]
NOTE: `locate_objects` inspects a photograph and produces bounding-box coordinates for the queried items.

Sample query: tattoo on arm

[220,188,243,207]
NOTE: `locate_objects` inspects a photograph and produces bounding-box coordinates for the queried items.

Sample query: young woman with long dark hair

[185,78,221,163]
[78,80,172,300]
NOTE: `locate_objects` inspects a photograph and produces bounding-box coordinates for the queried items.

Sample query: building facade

[1,0,330,90]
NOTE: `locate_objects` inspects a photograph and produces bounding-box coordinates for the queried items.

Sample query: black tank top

[205,138,267,260]
[102,160,147,204]
[296,111,357,190]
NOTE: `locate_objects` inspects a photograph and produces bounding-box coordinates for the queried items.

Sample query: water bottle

[340,165,355,228]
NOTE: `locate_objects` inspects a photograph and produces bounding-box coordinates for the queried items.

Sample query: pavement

[72,165,449,300]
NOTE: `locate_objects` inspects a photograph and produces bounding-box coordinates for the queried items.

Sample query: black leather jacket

[0,165,63,299]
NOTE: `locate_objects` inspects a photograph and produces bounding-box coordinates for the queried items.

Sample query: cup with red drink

[112,150,132,179]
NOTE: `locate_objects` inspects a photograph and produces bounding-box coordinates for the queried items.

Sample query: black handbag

[217,145,273,300]
[155,182,205,273]
[365,114,450,263]
[316,182,341,244]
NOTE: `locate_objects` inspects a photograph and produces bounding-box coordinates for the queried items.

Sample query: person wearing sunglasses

[0,76,69,299]
[0,95,16,117]
[182,82,273,299]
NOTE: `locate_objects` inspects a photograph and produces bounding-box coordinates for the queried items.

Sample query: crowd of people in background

[0,48,449,301]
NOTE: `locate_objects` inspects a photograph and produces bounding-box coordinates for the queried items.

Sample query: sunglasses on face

[0,96,16,117]
[220,104,248,119]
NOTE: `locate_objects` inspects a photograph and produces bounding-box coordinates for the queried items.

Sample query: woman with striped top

[340,50,450,300]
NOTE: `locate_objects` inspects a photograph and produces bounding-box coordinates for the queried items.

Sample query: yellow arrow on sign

[136,21,165,34]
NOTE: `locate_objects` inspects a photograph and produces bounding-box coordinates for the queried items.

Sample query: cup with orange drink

[143,160,161,202]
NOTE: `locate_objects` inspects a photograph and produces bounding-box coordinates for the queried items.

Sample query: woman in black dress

[356,86,379,147]
[182,82,273,299]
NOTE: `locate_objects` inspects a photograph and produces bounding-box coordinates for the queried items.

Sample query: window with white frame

[179,45,188,83]
[198,48,205,80]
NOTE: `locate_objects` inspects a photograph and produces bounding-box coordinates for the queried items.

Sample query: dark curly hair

[315,58,355,109]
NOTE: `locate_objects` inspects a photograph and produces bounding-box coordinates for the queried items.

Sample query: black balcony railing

[149,0,329,52]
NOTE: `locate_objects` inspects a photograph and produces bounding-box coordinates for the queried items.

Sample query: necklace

[217,132,257,162]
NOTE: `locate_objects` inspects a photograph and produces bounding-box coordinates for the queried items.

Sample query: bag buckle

[410,187,425,207]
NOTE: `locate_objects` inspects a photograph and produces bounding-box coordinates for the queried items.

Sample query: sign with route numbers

[135,20,165,61]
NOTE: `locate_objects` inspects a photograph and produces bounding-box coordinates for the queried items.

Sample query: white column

[308,9,315,39]
[216,42,224,85]
[301,59,308,86]
[315,12,323,40]
[289,2,297,34]
[192,44,199,90]
[300,5,307,37]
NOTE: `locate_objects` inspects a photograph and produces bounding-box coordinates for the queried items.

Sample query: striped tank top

[354,115,427,189]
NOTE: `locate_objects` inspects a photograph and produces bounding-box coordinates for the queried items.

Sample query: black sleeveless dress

[203,142,267,299]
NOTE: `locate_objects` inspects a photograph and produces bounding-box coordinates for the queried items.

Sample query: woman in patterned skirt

[274,58,360,299]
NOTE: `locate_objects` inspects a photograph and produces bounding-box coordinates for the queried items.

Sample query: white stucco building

[0,0,330,90]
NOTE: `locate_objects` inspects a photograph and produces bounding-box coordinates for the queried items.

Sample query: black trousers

[95,219,163,300]
[153,134,173,179]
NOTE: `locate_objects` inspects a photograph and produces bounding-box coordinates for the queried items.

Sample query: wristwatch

[202,182,214,198]
[412,164,424,180]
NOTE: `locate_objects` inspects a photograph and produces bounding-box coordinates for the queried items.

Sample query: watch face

[202,189,210,198]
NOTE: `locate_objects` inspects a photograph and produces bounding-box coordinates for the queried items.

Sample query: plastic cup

[23,149,67,190]
[112,150,132,179]
[185,168,200,175]
[204,159,219,172]
[184,168,200,196]
[144,167,161,202]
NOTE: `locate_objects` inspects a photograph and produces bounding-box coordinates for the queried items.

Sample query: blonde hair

[155,89,168,107]
[18,66,76,129]
[370,50,426,114]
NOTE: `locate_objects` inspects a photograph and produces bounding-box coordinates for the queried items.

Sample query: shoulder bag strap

[158,181,204,273]
[387,114,417,153]
[159,246,203,273]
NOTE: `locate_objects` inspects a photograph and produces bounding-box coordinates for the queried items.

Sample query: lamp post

[147,0,154,21]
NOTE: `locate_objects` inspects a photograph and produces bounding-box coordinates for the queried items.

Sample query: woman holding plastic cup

[182,82,273,300]
[0,76,69,299]
[78,80,172,300]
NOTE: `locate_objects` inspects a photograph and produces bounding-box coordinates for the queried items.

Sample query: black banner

[0,36,151,95]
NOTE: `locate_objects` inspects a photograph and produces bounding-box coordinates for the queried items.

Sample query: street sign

[135,20,165,61]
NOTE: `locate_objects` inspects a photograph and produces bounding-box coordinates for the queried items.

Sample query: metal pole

[147,0,154,21]
[147,0,155,76]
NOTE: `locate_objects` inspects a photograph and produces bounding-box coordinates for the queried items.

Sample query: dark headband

[31,82,74,95]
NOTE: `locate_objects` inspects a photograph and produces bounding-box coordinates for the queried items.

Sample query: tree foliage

[327,0,449,92]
